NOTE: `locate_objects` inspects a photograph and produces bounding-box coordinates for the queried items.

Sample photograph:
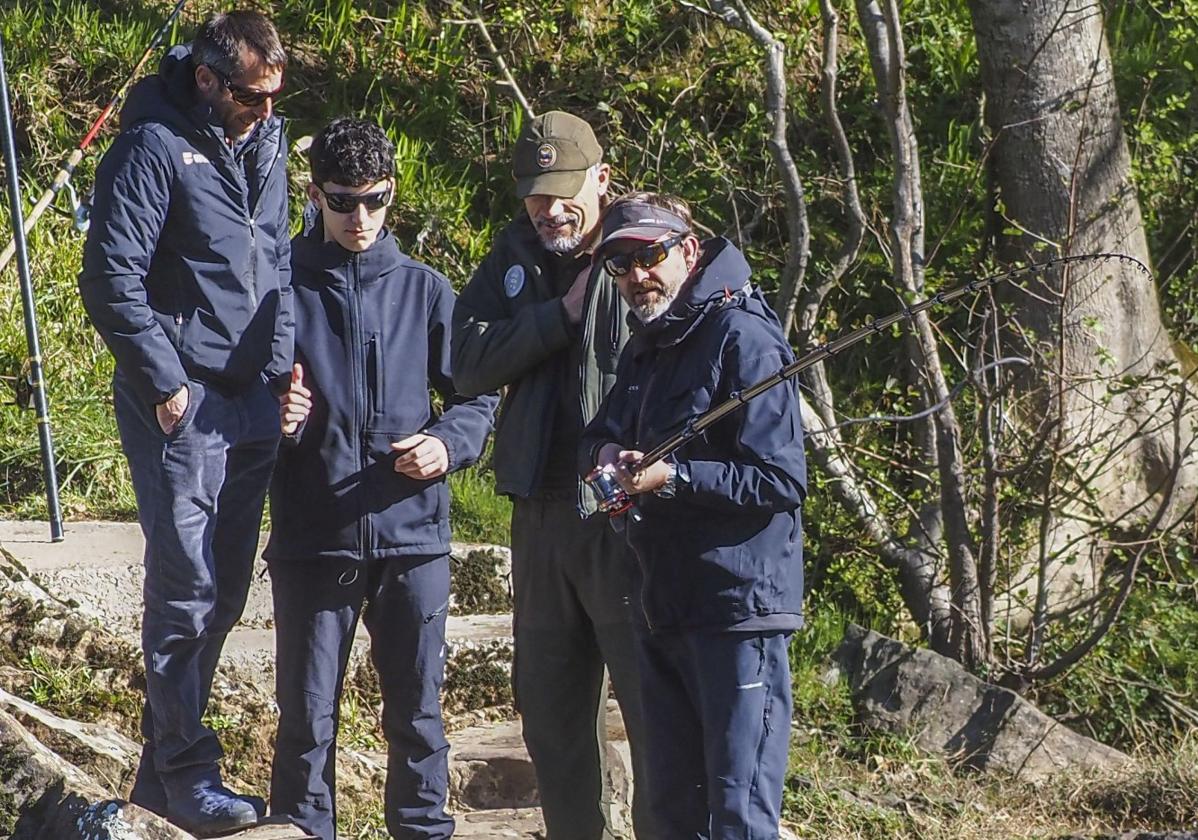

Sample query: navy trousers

[268,554,454,840]
[634,628,793,839]
[113,372,280,808]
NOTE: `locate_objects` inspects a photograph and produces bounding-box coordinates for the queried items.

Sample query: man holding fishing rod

[580,192,807,839]
[78,10,291,837]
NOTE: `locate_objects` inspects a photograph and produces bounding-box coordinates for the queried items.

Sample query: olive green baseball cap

[513,111,603,199]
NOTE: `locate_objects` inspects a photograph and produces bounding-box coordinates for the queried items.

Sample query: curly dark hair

[308,118,395,187]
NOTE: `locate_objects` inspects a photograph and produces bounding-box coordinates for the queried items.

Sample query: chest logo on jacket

[181,151,211,166]
[504,264,525,298]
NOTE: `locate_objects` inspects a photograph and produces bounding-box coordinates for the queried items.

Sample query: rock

[72,800,194,839]
[0,687,139,794]
[452,807,544,838]
[831,624,1129,781]
[447,718,539,810]
[0,707,188,839]
[450,546,513,614]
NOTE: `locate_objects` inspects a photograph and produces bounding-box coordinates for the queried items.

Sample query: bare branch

[444,16,535,121]
[858,0,984,666]
[790,0,867,351]
[1025,382,1189,683]
[702,0,812,334]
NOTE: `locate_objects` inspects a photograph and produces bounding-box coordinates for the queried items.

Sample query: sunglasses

[317,186,393,214]
[603,233,688,277]
[206,64,285,107]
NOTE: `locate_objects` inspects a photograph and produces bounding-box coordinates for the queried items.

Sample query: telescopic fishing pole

[0,0,188,274]
[0,35,63,541]
[587,252,1152,517]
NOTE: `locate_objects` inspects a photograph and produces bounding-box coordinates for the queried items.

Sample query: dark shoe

[167,782,259,838]
[238,793,267,819]
[128,756,168,817]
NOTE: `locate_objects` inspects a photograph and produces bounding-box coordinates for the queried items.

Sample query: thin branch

[1025,381,1188,682]
[703,0,812,334]
[444,16,535,121]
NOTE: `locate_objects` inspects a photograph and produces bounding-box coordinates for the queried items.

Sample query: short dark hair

[308,118,395,187]
[192,10,286,78]
[606,191,694,230]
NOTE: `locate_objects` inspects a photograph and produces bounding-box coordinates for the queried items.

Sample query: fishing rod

[0,35,63,541]
[587,252,1152,518]
[0,0,188,274]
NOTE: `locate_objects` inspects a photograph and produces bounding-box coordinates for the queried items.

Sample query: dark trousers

[511,497,651,840]
[268,554,453,840]
[113,373,279,807]
[634,628,793,839]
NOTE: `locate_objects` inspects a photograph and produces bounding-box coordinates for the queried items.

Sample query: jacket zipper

[243,116,286,311]
[348,253,370,557]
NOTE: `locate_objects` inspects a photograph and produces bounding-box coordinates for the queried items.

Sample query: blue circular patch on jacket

[504,265,525,298]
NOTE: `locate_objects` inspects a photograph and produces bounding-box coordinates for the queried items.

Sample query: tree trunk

[966,0,1197,632]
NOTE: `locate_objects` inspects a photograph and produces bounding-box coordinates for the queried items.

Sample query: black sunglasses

[318,185,393,214]
[603,233,688,278]
[206,64,285,107]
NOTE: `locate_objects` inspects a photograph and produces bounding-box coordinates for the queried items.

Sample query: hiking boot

[167,782,259,838]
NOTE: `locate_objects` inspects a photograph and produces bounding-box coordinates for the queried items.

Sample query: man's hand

[280,363,312,435]
[595,442,622,471]
[612,449,671,495]
[391,433,450,479]
[561,265,590,325]
[156,384,190,435]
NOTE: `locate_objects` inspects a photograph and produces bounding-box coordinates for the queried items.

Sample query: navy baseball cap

[598,200,691,250]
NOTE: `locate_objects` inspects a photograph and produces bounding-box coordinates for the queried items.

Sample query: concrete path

[0,519,514,672]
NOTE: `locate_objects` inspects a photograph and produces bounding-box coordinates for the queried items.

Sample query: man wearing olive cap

[452,111,651,839]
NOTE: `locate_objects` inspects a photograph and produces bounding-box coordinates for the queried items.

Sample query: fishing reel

[585,464,633,516]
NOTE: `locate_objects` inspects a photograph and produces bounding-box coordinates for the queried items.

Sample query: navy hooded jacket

[264,220,498,562]
[580,238,807,632]
[79,45,292,405]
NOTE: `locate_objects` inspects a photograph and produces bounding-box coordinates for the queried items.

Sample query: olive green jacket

[451,215,630,514]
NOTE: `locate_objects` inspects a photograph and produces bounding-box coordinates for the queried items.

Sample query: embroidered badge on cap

[504,264,525,298]
[536,143,557,169]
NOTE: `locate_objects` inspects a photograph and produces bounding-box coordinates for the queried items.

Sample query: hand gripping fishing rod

[587,252,1151,518]
[0,0,188,274]
[0,36,63,540]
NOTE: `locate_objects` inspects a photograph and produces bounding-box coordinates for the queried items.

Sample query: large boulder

[831,624,1128,781]
[0,706,189,839]
[0,687,139,794]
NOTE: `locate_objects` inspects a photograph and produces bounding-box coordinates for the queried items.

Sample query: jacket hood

[293,218,405,282]
[120,44,199,131]
[631,237,763,350]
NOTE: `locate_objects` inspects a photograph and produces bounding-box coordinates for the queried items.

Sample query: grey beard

[631,290,676,323]
[539,229,584,255]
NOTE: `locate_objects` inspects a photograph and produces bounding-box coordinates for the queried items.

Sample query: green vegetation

[0,0,1196,834]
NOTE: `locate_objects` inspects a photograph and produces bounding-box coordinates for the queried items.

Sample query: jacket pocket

[366,332,382,416]
[361,431,442,531]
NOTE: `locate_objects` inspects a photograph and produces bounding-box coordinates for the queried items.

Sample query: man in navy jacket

[265,118,496,840]
[78,11,290,837]
[581,193,806,838]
